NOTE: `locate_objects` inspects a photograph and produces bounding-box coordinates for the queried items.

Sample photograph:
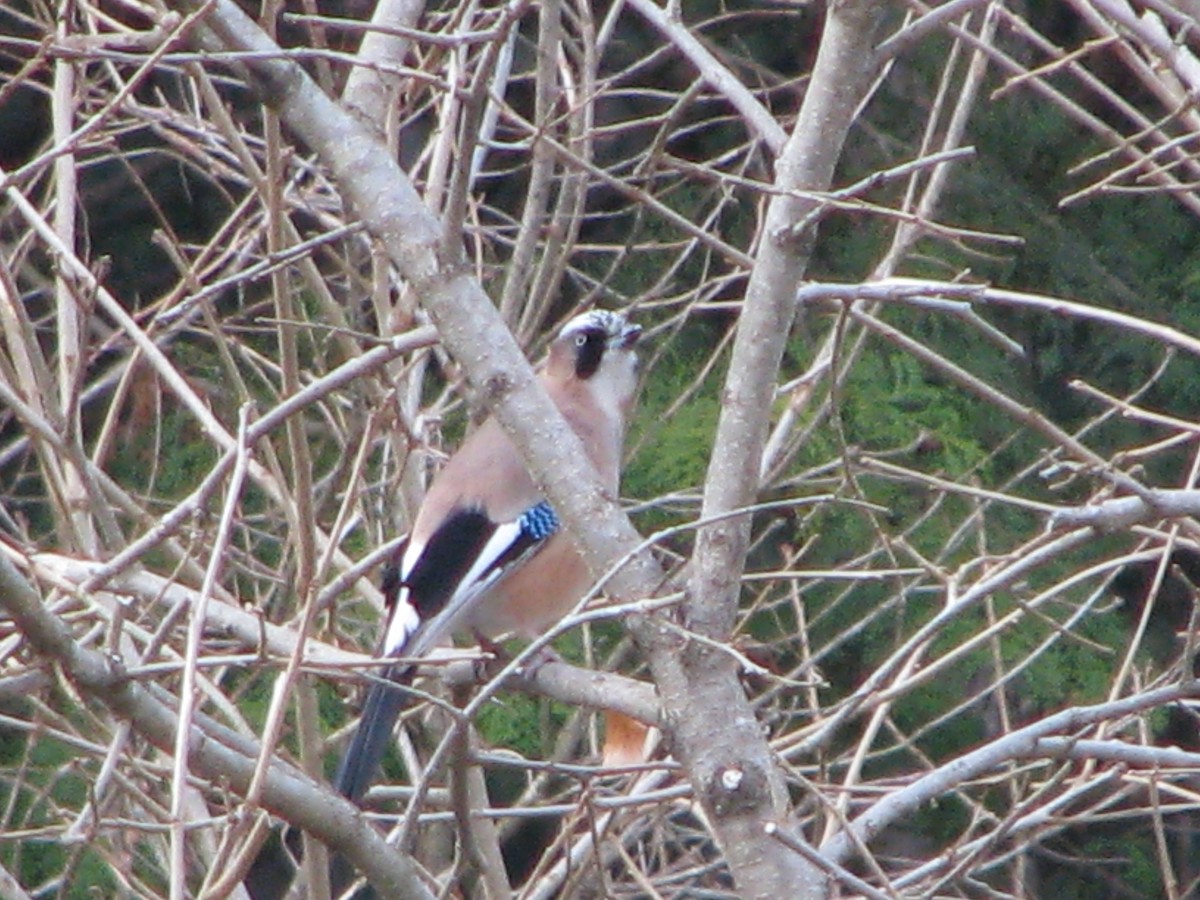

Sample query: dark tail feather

[333,665,414,803]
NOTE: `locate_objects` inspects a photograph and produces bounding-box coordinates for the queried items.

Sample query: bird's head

[547,309,642,418]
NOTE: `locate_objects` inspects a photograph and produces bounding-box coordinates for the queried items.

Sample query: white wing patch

[383,587,422,657]
[382,538,426,656]
[448,519,527,609]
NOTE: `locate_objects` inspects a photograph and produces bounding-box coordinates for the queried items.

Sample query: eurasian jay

[334,309,643,803]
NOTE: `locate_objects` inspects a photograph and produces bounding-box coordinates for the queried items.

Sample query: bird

[333,309,643,804]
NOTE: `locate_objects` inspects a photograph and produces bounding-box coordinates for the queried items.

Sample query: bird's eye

[575,333,589,348]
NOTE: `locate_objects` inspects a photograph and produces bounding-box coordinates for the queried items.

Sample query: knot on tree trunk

[705,759,768,816]
[482,370,515,403]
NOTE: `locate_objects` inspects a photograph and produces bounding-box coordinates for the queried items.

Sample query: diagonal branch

[0,552,434,900]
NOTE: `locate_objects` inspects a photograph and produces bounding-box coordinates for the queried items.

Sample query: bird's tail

[333,664,414,803]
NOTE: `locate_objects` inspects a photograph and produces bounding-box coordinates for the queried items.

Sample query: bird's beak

[618,322,642,349]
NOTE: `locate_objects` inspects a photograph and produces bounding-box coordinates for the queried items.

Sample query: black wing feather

[334,502,559,804]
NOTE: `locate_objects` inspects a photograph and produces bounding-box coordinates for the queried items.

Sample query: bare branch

[0,551,435,899]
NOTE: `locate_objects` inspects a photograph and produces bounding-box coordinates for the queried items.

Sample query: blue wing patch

[519,500,559,541]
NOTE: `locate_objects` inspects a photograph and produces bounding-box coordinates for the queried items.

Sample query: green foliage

[627,386,717,502]
[906,791,970,846]
[477,693,569,761]
[0,732,118,898]
[842,347,990,474]
[624,322,725,530]
[1037,831,1164,899]
[1004,613,1120,712]
[103,398,216,502]
[891,669,987,761]
[224,667,275,734]
[10,841,119,899]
